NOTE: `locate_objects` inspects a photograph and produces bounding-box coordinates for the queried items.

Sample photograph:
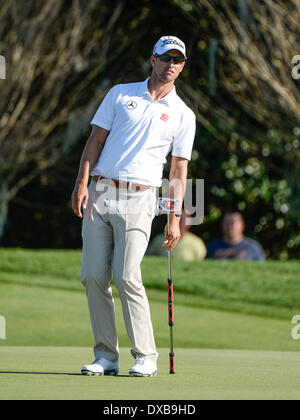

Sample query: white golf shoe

[81,358,119,376]
[129,355,157,377]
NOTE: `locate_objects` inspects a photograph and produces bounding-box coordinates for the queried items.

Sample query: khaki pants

[80,179,158,363]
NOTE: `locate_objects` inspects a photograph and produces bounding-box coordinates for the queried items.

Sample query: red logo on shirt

[160,113,169,123]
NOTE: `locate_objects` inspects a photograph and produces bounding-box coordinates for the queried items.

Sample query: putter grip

[169,352,175,374]
[168,279,174,326]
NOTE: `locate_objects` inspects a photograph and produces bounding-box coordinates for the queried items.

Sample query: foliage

[1,0,299,258]
[174,0,300,258]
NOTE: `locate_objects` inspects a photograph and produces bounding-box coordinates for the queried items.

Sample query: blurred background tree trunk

[0,0,127,242]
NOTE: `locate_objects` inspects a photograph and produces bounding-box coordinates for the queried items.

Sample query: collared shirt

[90,78,196,187]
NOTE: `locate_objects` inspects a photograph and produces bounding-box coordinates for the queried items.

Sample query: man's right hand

[71,182,89,218]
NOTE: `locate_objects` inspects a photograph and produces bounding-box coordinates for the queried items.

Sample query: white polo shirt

[90,78,196,187]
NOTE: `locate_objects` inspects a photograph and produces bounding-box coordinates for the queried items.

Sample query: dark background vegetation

[1,0,299,259]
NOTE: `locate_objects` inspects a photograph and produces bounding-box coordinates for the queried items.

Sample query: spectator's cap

[153,36,187,59]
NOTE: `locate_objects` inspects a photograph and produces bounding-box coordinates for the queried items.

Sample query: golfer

[71,35,196,376]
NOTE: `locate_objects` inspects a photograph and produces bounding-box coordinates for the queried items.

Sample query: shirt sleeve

[90,85,119,130]
[171,108,196,160]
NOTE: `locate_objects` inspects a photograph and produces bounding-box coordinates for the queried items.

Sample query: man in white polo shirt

[71,35,196,377]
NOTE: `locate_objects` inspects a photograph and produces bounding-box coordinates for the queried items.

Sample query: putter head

[156,198,181,216]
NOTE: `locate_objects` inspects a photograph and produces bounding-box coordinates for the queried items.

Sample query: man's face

[222,214,245,241]
[150,49,185,83]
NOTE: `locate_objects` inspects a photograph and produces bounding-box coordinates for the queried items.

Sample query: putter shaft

[167,213,175,374]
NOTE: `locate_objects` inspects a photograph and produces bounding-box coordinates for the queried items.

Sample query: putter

[157,197,181,374]
[167,211,175,374]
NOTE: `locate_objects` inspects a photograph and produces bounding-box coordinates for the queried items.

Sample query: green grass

[0,281,298,351]
[1,248,300,319]
[1,347,300,400]
[0,248,299,350]
[1,248,300,399]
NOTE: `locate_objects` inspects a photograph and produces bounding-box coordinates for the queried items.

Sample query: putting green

[0,346,300,400]
[0,283,298,352]
[1,253,300,400]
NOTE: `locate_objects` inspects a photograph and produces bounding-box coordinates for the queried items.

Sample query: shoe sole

[81,369,119,376]
[129,370,157,377]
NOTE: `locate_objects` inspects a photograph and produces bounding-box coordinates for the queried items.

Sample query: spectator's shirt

[147,232,207,261]
[206,237,266,261]
[90,78,196,187]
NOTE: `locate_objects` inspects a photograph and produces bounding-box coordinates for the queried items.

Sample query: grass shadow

[0,370,81,376]
[0,370,131,377]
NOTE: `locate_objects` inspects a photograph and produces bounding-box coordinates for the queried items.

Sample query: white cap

[153,35,187,59]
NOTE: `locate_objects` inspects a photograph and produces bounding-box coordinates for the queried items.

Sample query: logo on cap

[160,39,185,50]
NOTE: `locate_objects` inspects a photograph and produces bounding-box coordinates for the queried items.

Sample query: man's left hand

[162,218,181,251]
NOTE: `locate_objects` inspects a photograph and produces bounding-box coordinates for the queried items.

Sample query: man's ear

[150,55,156,68]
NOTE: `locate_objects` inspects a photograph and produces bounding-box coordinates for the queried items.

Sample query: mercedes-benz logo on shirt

[125,100,137,110]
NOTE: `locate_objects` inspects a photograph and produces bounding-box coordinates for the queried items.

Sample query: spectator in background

[206,212,266,261]
[147,210,207,261]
